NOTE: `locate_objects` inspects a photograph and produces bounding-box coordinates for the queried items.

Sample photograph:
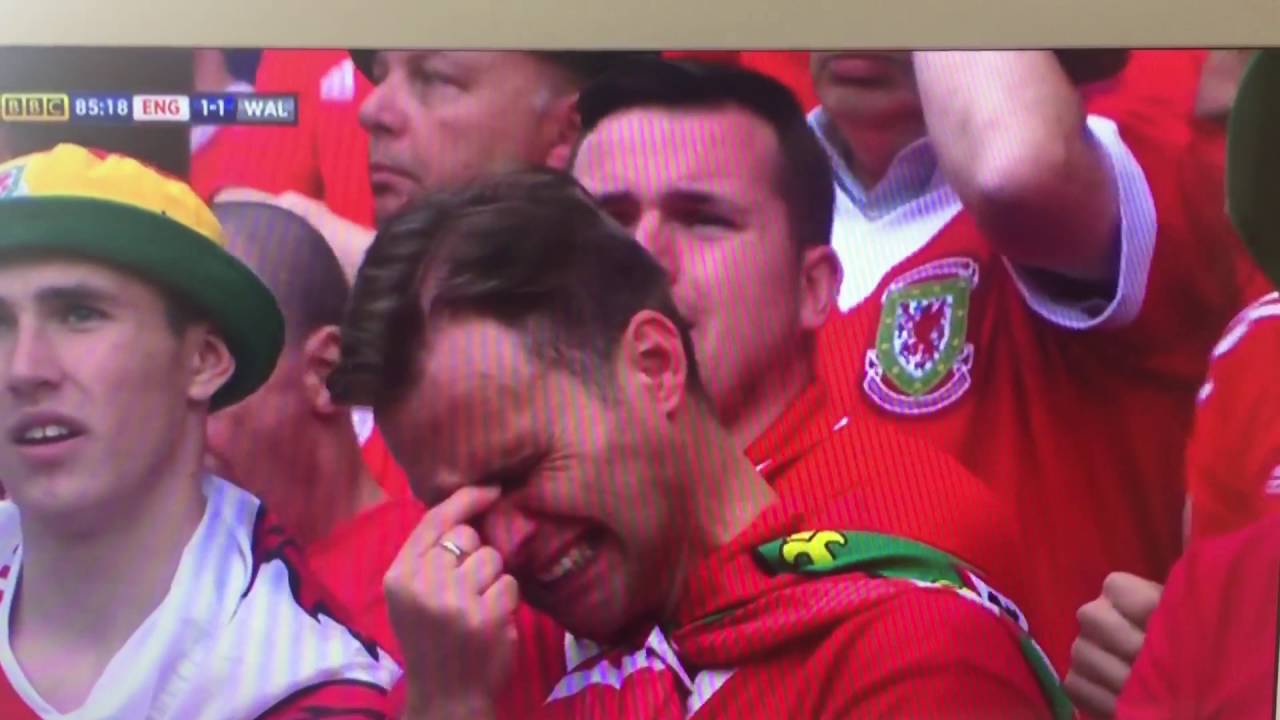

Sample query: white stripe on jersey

[350,407,376,446]
[320,59,357,103]
[0,476,401,720]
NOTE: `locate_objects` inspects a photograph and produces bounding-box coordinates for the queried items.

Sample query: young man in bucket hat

[0,144,401,719]
[1112,49,1280,719]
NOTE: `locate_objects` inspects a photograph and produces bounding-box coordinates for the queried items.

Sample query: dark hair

[328,169,704,409]
[575,58,835,251]
[162,290,202,336]
[535,51,662,86]
[212,200,349,345]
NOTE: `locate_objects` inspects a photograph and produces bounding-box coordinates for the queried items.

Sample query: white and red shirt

[1185,291,1280,541]
[0,475,402,719]
[810,106,1271,674]
[351,407,412,500]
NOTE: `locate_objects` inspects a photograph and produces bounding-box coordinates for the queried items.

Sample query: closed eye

[478,452,546,495]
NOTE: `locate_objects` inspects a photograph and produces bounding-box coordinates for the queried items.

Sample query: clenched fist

[386,486,520,720]
[1063,572,1164,719]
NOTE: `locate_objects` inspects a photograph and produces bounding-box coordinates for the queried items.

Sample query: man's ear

[300,325,344,417]
[617,310,690,417]
[543,92,583,171]
[186,324,237,405]
[798,244,843,331]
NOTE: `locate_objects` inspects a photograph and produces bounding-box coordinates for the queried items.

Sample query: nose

[357,75,404,137]
[4,322,62,400]
[633,210,679,284]
[481,499,539,569]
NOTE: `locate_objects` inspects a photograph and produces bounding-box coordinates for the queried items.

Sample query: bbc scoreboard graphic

[0,92,297,125]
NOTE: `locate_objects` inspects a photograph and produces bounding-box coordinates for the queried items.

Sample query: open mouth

[10,414,87,449]
[532,527,606,589]
[12,423,84,446]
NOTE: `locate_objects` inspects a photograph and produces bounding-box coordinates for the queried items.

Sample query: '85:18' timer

[69,94,132,123]
[191,94,238,124]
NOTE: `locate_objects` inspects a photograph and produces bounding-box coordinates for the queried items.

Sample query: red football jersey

[306,496,426,657]
[537,492,1057,719]
[189,49,375,227]
[1116,515,1280,719]
[360,425,413,501]
[814,114,1266,675]
[746,382,1033,619]
[1186,292,1280,542]
[383,381,1039,718]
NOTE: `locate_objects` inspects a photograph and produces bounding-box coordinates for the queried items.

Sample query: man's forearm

[912,51,1118,281]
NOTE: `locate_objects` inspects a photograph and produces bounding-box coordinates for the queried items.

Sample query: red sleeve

[188,49,327,202]
[1114,541,1203,718]
[1187,308,1280,541]
[831,589,1055,718]
[254,679,393,719]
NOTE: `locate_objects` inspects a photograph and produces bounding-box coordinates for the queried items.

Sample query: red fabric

[1186,293,1280,541]
[746,383,1032,622]
[1085,50,1209,145]
[661,51,818,111]
[1116,515,1280,719]
[254,679,393,719]
[189,49,375,227]
[360,425,413,500]
[306,496,427,657]
[1179,100,1278,543]
[0,683,40,720]
[385,381,1032,717]
[814,117,1263,675]
[533,495,1053,719]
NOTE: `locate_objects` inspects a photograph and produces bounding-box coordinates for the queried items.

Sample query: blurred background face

[205,343,312,493]
[810,51,921,127]
[573,106,809,431]
[358,51,570,222]
[0,259,201,525]
[378,318,687,643]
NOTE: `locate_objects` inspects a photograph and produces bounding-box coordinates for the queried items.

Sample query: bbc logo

[1,94,70,122]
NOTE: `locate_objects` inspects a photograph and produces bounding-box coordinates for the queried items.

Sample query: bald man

[206,200,424,658]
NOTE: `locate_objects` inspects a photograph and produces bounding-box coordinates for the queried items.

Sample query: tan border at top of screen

[1,0,1279,48]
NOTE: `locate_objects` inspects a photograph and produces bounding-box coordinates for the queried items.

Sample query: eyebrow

[0,283,119,314]
[663,188,749,216]
[595,187,748,216]
[36,284,118,306]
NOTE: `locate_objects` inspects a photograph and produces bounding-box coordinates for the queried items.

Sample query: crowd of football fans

[0,47,1275,718]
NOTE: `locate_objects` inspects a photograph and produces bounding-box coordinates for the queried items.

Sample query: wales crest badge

[863,257,979,415]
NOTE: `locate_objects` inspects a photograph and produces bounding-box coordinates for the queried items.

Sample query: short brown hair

[327,169,703,409]
[575,58,835,253]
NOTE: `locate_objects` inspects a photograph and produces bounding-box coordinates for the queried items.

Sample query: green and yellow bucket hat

[0,143,284,410]
[1228,50,1280,289]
